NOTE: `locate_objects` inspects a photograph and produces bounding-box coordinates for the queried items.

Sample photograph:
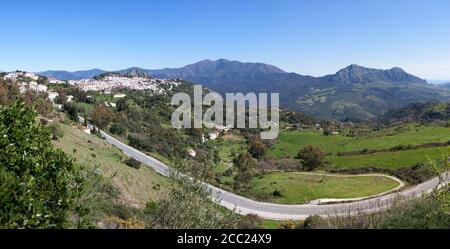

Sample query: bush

[110,122,127,136]
[303,215,324,229]
[48,122,64,139]
[222,168,233,177]
[296,145,326,171]
[238,214,262,229]
[249,138,267,159]
[124,158,141,169]
[272,189,283,197]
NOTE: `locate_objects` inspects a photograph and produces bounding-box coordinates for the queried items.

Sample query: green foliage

[124,158,141,169]
[0,100,83,228]
[238,214,263,229]
[296,145,325,171]
[48,122,64,139]
[109,122,127,136]
[145,173,240,229]
[116,98,129,112]
[62,102,78,122]
[233,152,256,190]
[249,137,267,159]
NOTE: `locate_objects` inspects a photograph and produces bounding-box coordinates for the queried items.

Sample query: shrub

[249,138,267,159]
[48,122,64,139]
[110,122,127,136]
[272,189,283,197]
[296,145,326,171]
[124,158,141,169]
[238,214,262,229]
[222,168,233,177]
[303,215,324,229]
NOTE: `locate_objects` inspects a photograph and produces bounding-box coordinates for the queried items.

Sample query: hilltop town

[1,71,183,108]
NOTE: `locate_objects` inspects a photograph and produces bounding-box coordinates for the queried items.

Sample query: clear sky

[1,0,450,79]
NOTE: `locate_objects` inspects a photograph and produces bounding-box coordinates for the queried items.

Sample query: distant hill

[39,69,106,80]
[39,59,450,121]
[378,102,450,125]
[322,64,427,84]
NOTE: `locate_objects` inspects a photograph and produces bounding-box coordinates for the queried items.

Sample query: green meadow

[269,125,450,169]
[244,172,400,204]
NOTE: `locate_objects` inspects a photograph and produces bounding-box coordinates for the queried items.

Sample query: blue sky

[1,0,450,79]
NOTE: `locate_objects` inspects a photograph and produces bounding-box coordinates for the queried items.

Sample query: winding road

[81,118,449,220]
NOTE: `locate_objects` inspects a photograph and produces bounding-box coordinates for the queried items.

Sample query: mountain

[323,64,427,84]
[40,69,106,80]
[148,59,285,78]
[39,59,450,121]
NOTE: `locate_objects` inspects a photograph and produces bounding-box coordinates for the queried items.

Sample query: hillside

[39,59,450,121]
[378,102,450,125]
[323,64,427,84]
[53,123,168,208]
[40,69,106,81]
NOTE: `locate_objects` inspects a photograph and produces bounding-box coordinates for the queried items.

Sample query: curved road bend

[93,125,449,220]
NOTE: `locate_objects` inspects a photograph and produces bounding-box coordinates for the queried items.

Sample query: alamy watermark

[171,85,279,139]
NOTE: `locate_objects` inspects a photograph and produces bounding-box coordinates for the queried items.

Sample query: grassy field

[53,123,168,208]
[210,136,247,174]
[330,147,449,169]
[258,219,304,229]
[269,125,450,169]
[243,172,400,204]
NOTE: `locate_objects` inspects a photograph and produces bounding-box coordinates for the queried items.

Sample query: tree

[296,145,326,171]
[92,104,113,129]
[116,98,129,112]
[110,122,127,136]
[63,102,78,122]
[233,152,256,190]
[249,138,267,159]
[54,90,67,105]
[0,100,83,228]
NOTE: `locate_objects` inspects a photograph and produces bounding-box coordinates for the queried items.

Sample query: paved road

[82,118,449,220]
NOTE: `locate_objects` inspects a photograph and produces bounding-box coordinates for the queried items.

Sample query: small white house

[67,95,74,103]
[113,93,127,98]
[48,92,59,102]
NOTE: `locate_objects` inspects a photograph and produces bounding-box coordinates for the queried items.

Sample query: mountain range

[39,59,450,121]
